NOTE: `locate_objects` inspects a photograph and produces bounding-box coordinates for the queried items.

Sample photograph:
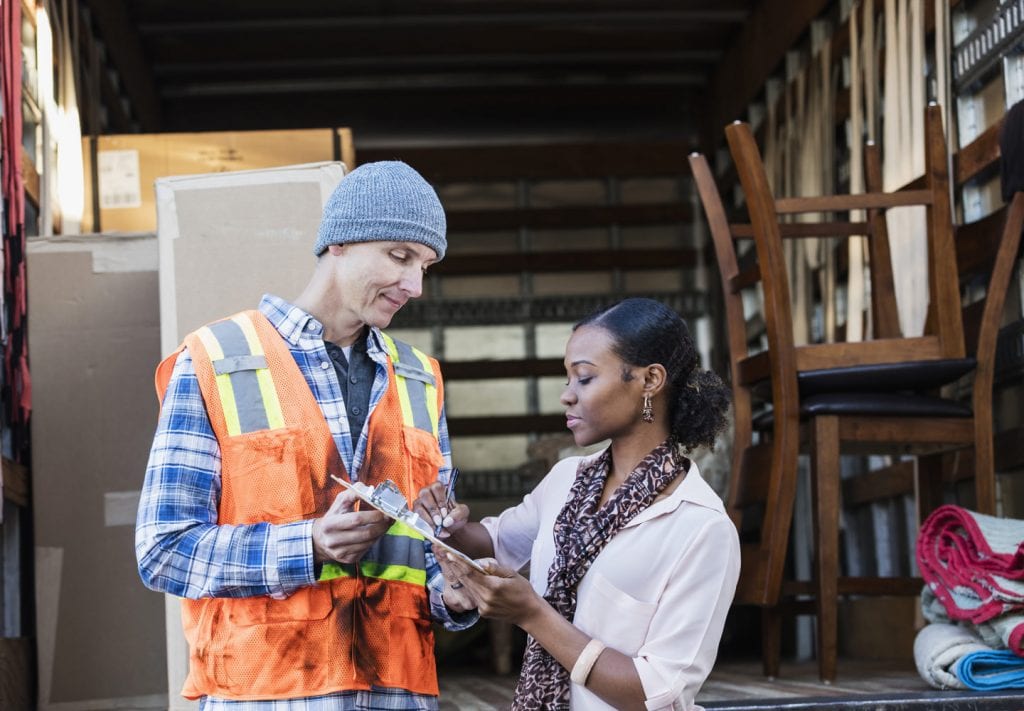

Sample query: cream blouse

[480,450,740,710]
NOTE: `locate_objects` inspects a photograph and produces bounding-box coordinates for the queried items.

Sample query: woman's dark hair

[575,297,730,453]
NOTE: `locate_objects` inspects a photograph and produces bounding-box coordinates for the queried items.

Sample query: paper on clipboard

[330,475,489,574]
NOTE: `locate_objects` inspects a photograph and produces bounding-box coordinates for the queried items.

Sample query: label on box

[98,149,142,209]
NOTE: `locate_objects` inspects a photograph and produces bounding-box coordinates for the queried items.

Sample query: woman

[420,297,740,710]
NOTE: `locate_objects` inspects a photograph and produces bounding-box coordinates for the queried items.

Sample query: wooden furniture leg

[811,415,840,683]
[761,606,782,679]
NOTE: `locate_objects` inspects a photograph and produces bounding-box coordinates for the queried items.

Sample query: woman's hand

[441,554,545,627]
[414,482,469,539]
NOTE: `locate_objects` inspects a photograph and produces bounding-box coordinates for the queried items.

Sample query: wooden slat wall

[385,142,695,442]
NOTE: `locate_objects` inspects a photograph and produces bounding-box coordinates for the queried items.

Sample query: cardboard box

[156,161,346,351]
[83,128,355,233]
[28,161,347,707]
[28,233,166,709]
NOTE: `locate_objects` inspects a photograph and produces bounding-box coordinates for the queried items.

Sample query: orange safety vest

[155,310,445,701]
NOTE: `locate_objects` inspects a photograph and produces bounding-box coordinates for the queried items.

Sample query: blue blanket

[956,649,1024,690]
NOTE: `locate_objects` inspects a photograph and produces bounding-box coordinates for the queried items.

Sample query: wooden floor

[700,658,930,701]
[438,658,1024,710]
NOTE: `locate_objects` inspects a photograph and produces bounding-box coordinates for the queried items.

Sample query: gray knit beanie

[313,161,446,260]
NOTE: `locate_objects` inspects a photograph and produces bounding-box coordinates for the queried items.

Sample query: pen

[435,467,460,536]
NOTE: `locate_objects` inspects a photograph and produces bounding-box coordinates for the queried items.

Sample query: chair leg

[761,606,782,679]
[916,453,946,526]
[974,418,996,515]
[810,415,840,683]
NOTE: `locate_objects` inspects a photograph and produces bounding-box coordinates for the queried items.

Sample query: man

[136,161,475,709]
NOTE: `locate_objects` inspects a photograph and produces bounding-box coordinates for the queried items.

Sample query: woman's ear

[643,364,668,396]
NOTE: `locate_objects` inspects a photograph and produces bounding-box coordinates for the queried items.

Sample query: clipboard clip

[329,474,488,574]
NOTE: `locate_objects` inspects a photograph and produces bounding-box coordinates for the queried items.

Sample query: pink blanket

[916,505,1024,654]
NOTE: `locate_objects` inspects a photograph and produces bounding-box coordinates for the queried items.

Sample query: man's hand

[312,490,391,564]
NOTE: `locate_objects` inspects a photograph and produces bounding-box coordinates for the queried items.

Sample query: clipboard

[330,475,489,574]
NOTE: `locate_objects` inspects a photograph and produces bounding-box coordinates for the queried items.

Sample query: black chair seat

[752,392,973,430]
[797,357,977,395]
[751,358,977,401]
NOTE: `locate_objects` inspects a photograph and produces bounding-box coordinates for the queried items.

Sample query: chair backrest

[958,192,1024,397]
[962,191,1024,514]
[689,104,980,605]
[689,152,800,604]
[688,153,753,494]
[862,141,902,338]
[724,103,966,372]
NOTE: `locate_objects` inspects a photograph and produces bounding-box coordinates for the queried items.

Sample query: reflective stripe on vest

[320,520,427,585]
[379,333,439,438]
[194,315,286,436]
[197,318,438,442]
[317,333,439,587]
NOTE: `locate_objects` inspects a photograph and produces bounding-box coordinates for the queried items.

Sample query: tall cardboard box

[155,161,346,707]
[82,128,355,233]
[156,161,347,347]
[28,233,166,709]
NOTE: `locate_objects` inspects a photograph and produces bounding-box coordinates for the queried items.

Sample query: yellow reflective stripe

[232,314,286,430]
[319,562,356,581]
[359,560,427,586]
[409,346,440,438]
[196,327,242,437]
[388,519,425,540]
[380,333,416,428]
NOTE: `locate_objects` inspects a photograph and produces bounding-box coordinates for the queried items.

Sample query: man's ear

[643,364,668,396]
[327,244,345,256]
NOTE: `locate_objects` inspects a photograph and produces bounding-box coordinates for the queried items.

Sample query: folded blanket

[916,505,1024,625]
[922,586,1024,654]
[956,649,1024,691]
[914,622,990,689]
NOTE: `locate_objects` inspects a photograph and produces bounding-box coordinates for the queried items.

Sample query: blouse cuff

[633,656,690,710]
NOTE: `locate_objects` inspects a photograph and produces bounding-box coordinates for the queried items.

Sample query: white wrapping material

[914,622,990,689]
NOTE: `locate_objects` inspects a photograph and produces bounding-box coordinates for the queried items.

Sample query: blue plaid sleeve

[134,349,316,599]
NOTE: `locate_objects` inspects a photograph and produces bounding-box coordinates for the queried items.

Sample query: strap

[155,345,185,406]
[379,333,440,437]
[213,354,268,375]
[194,313,286,436]
[319,520,427,584]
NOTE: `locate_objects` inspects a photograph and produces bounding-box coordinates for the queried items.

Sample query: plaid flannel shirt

[136,294,475,710]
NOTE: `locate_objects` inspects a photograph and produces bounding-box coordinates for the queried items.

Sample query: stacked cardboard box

[28,233,165,709]
[30,160,347,709]
[82,127,355,233]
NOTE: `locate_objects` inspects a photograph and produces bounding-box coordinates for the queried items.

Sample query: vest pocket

[402,426,443,492]
[227,584,333,626]
[379,584,436,691]
[199,589,333,694]
[220,426,315,524]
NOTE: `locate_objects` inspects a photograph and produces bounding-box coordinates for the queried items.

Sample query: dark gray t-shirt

[323,334,374,446]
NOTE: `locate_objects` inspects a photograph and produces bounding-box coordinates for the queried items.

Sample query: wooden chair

[689,103,1022,682]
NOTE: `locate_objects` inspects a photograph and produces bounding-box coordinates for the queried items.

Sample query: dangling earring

[641,394,654,423]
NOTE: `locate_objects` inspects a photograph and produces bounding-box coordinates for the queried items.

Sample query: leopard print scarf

[511,440,687,710]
